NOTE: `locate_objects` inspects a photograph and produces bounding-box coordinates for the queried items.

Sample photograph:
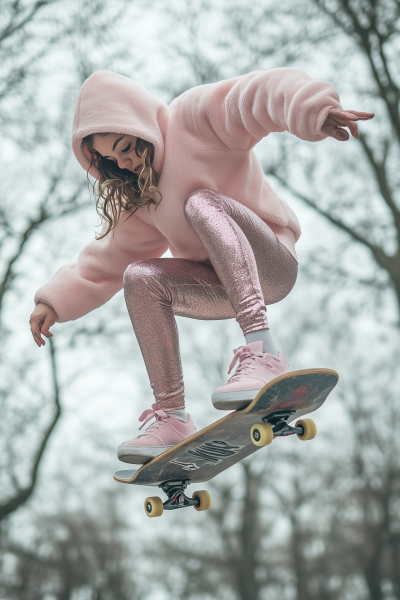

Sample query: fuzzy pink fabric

[35,68,341,322]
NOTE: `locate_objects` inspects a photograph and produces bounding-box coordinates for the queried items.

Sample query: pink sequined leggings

[124,190,298,410]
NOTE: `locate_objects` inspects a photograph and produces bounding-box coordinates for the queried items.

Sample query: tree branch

[266,169,400,277]
[0,181,86,314]
[0,338,61,521]
[267,170,380,250]
[314,0,400,139]
[0,1,54,45]
[358,132,400,247]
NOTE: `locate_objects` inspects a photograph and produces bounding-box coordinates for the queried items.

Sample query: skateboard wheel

[251,423,273,446]
[144,496,164,517]
[296,418,317,441]
[192,490,212,512]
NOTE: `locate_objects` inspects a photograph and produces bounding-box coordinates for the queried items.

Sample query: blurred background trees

[1,0,400,599]
[0,0,140,527]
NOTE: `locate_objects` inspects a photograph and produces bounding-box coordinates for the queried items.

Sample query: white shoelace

[227,345,271,383]
[137,403,170,438]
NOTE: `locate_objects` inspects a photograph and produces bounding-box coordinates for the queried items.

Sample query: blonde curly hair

[82,133,161,240]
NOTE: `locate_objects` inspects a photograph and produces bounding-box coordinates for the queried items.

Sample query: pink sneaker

[117,404,197,464]
[212,341,290,410]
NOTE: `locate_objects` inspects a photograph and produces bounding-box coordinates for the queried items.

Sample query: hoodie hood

[72,70,169,177]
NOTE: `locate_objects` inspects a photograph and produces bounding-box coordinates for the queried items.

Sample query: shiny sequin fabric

[124,190,298,410]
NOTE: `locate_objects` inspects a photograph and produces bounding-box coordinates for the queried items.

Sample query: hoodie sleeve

[34,215,169,323]
[174,68,342,150]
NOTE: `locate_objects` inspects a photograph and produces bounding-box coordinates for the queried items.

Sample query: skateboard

[114,368,338,517]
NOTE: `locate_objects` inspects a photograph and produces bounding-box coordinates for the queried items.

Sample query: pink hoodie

[35,69,341,322]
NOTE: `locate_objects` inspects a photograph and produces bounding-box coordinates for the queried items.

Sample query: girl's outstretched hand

[30,302,57,347]
[322,109,374,141]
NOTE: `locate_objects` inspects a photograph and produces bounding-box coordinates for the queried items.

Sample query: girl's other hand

[30,303,57,347]
[322,109,374,141]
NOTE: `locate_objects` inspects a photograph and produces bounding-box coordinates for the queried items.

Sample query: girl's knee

[123,260,157,289]
[123,259,173,297]
[124,260,173,306]
[184,189,219,219]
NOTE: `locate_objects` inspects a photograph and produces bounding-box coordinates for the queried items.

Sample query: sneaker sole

[118,445,174,464]
[212,388,260,410]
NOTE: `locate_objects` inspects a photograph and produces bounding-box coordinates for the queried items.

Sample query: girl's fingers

[42,315,55,336]
[329,109,358,122]
[32,329,45,346]
[41,330,53,338]
[329,108,374,121]
[30,313,54,346]
[345,119,359,138]
[327,114,356,127]
[30,318,42,346]
[327,109,374,138]
[325,115,359,138]
[342,109,375,120]
[323,123,349,141]
[335,114,360,131]
[325,107,374,140]
[333,127,349,141]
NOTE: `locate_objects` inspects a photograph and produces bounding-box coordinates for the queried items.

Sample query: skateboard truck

[159,480,199,511]
[144,480,212,518]
[263,410,305,437]
[251,410,318,447]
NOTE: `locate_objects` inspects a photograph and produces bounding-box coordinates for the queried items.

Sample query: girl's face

[93,133,143,173]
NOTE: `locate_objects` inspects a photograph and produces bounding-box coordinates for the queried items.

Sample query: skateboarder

[29,69,373,463]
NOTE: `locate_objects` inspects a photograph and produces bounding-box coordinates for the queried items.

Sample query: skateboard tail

[114,469,140,484]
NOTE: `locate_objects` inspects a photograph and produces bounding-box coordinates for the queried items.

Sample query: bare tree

[0,492,142,600]
[3,2,400,600]
[156,0,400,326]
[0,339,61,521]
[0,0,138,520]
[231,0,400,320]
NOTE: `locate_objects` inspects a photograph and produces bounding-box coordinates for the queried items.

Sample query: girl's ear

[82,143,92,163]
[92,152,100,170]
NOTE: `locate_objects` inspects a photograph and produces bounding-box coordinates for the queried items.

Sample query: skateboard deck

[114,368,338,517]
